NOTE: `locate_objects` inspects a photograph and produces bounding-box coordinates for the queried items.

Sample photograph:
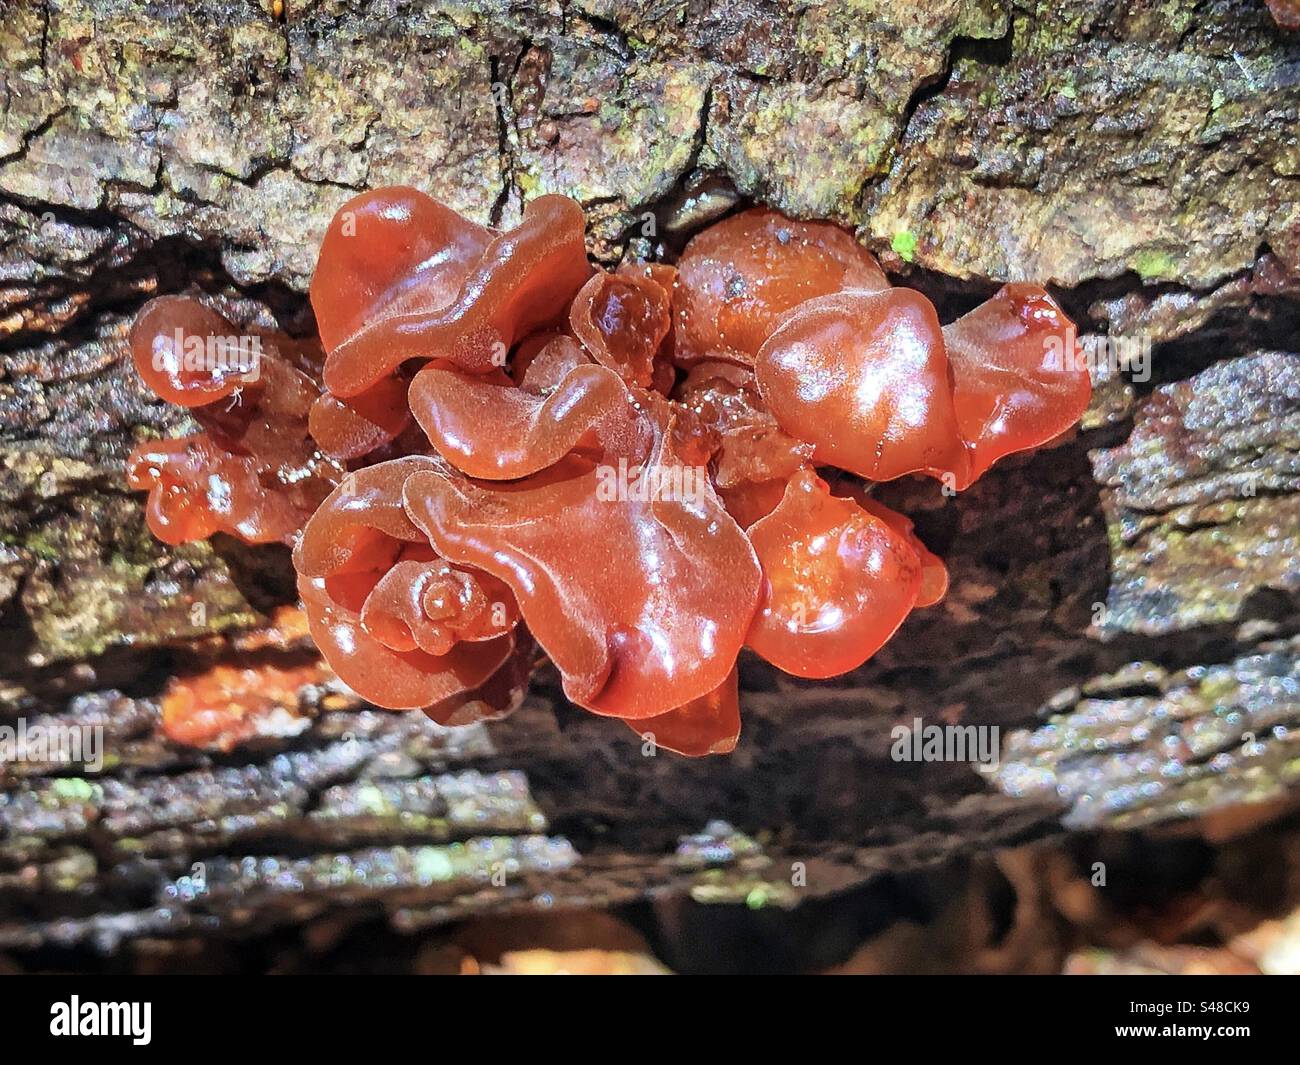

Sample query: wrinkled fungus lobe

[126,191,1090,755]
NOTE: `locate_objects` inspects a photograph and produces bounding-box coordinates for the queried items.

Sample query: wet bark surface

[1,0,1298,953]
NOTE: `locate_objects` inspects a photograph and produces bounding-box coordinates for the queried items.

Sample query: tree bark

[1,0,1298,951]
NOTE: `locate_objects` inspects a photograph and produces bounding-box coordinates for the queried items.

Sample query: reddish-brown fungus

[316,191,592,395]
[625,668,742,757]
[745,469,922,679]
[673,208,888,366]
[402,425,761,719]
[569,268,673,388]
[125,186,1089,755]
[293,458,527,713]
[756,288,971,485]
[408,360,646,479]
[675,360,813,489]
[126,295,341,545]
[943,283,1091,487]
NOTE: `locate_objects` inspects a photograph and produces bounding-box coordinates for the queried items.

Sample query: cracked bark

[1,0,1299,952]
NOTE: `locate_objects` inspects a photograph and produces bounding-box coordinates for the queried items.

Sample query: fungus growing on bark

[127,188,1090,754]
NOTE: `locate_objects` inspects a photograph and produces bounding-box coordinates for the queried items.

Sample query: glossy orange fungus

[127,191,1089,756]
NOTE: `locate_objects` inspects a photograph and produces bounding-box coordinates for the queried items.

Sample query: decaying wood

[1,0,1298,952]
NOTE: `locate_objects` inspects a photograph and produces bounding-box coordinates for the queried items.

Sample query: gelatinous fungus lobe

[675,359,813,491]
[756,288,971,486]
[402,421,762,720]
[942,284,1090,485]
[124,182,1090,758]
[628,668,742,757]
[126,295,342,545]
[314,187,592,395]
[673,208,888,366]
[293,458,527,717]
[408,354,643,480]
[745,470,922,679]
[756,285,1088,491]
[308,373,412,462]
[569,267,672,388]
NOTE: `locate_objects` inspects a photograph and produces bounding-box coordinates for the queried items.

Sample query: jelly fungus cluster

[126,188,1090,756]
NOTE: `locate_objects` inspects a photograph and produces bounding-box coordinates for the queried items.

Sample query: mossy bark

[1,0,1298,950]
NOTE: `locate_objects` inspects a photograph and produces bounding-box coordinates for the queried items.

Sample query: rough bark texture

[1,0,1299,953]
